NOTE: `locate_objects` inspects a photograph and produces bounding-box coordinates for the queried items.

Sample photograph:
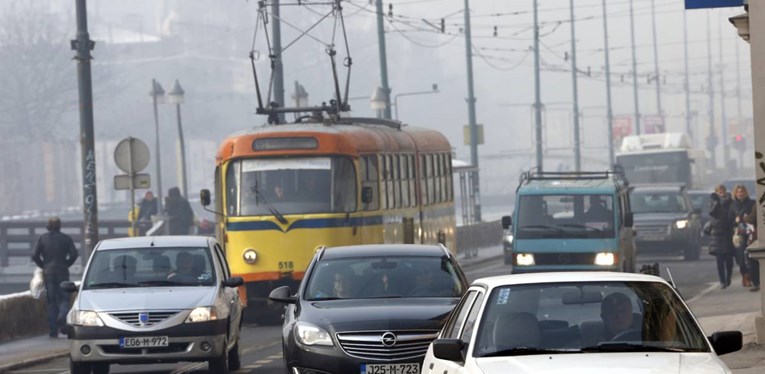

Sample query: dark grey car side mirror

[269,285,297,304]
[709,331,742,356]
[223,276,244,288]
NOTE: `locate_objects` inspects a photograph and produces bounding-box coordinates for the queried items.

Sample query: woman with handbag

[708,185,734,288]
[728,184,757,289]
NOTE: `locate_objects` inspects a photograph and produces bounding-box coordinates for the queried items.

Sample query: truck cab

[501,170,635,273]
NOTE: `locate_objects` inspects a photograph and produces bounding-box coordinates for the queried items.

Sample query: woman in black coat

[708,185,734,288]
[729,184,759,291]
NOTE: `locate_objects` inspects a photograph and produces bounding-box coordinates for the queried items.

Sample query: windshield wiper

[582,343,698,353]
[558,223,602,232]
[480,347,579,357]
[251,185,288,224]
[520,225,566,233]
[87,282,138,289]
[138,280,186,286]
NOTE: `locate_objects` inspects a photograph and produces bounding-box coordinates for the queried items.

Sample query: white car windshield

[83,247,216,289]
[473,281,709,357]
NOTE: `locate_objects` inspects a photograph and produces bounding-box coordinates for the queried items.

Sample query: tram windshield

[225,156,357,216]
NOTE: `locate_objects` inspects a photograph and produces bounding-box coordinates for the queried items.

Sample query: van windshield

[516,194,616,239]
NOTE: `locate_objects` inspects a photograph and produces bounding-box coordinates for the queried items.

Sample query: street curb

[0,350,68,374]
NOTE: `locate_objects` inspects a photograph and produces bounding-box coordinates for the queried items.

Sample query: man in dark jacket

[708,185,734,288]
[31,217,79,337]
[136,191,158,235]
[164,187,194,235]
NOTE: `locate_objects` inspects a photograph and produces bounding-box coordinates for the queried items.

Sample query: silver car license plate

[361,363,420,374]
[119,336,169,348]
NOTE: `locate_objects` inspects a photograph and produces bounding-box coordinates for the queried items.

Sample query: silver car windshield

[83,247,216,289]
[305,256,463,300]
[474,281,709,357]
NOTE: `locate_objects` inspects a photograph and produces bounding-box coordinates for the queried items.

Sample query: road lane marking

[686,281,719,304]
[241,339,281,354]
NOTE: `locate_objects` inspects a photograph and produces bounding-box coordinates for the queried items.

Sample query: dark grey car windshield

[305,256,463,300]
[630,192,687,214]
[473,281,709,357]
[83,247,216,289]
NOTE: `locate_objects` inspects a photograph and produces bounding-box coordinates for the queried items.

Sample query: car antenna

[666,267,676,289]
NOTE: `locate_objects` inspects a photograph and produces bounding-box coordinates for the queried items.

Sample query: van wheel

[70,359,91,374]
[209,336,229,373]
[92,363,110,374]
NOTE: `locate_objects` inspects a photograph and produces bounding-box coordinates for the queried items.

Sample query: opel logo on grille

[381,332,397,347]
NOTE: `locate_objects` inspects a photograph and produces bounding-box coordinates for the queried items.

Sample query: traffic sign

[114,173,151,190]
[114,137,150,174]
[685,0,744,9]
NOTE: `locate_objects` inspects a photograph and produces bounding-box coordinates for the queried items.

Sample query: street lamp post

[150,79,165,213]
[393,84,439,120]
[167,80,188,199]
[370,86,387,118]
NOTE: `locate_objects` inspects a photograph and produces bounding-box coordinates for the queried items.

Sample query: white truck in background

[615,133,707,189]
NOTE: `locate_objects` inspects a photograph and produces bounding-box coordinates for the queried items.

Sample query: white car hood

[476,352,729,374]
[77,287,217,312]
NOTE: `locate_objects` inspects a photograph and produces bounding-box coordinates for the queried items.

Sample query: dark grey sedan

[269,244,469,374]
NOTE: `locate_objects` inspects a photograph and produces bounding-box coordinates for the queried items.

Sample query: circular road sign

[114,137,150,174]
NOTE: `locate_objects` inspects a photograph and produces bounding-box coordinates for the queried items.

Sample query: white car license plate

[119,336,169,348]
[640,233,664,241]
[361,363,420,374]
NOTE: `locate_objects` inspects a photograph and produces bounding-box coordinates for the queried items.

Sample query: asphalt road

[6,251,720,374]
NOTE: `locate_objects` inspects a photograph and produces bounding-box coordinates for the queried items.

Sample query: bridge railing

[0,220,130,267]
[0,220,501,268]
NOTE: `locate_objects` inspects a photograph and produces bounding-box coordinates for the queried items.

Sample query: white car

[423,272,741,374]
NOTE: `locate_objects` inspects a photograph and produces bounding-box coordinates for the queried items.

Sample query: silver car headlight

[185,307,218,323]
[675,219,689,229]
[294,321,334,347]
[69,310,104,327]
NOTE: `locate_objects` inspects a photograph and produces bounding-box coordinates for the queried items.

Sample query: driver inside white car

[601,292,637,340]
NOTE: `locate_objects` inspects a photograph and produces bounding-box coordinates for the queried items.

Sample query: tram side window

[409,155,417,207]
[420,155,428,206]
[393,155,401,209]
[226,162,240,215]
[401,155,410,208]
[332,158,357,212]
[425,154,437,204]
[386,155,395,210]
[445,153,453,201]
[362,156,380,211]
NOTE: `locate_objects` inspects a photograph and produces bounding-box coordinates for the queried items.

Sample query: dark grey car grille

[109,311,181,327]
[336,330,439,361]
[634,223,669,235]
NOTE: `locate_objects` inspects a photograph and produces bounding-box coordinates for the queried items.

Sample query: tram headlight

[243,249,258,264]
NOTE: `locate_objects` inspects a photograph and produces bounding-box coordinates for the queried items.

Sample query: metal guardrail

[0,220,130,267]
[0,219,501,268]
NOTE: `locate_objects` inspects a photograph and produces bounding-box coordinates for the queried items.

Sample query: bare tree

[0,2,77,140]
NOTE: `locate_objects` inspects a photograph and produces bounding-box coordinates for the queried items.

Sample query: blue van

[501,170,635,273]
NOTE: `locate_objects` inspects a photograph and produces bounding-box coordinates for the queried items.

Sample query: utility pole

[706,10,717,170]
[719,20,729,171]
[683,8,693,138]
[736,38,743,133]
[375,0,392,119]
[629,0,641,134]
[602,0,615,166]
[650,0,663,122]
[73,0,99,258]
[464,0,481,222]
[533,0,544,171]
[569,0,581,171]
[272,0,285,123]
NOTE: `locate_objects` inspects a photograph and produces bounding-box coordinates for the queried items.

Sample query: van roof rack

[518,167,628,190]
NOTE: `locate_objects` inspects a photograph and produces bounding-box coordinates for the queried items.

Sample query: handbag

[29,268,45,299]
[702,221,712,236]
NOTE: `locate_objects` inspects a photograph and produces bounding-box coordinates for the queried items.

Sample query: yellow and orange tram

[202,117,455,313]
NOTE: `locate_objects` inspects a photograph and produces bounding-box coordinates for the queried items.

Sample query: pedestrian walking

[31,217,79,338]
[164,186,194,235]
[708,185,734,289]
[136,191,158,236]
[729,184,757,289]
